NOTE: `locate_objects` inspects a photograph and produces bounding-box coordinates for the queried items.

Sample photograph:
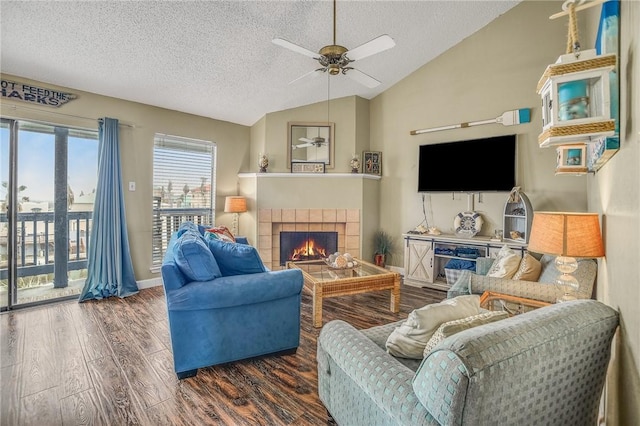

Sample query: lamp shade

[224,196,247,214]
[528,212,604,258]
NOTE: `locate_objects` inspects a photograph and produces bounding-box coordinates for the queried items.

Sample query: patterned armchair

[317,299,618,425]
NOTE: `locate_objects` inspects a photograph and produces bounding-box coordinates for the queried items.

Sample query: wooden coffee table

[286,258,401,327]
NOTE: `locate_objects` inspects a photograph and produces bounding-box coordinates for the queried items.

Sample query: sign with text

[1,79,76,107]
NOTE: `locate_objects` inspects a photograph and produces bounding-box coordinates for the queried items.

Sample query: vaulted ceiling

[1,1,522,126]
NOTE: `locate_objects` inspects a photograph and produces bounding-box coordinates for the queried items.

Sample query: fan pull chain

[327,71,331,125]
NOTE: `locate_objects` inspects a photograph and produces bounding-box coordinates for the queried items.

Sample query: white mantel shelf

[238,173,381,180]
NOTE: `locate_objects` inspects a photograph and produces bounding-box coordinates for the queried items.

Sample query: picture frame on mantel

[363,151,382,176]
[291,161,325,174]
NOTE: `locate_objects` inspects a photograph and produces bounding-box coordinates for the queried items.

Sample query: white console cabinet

[403,233,527,291]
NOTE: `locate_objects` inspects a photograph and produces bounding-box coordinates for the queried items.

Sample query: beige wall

[584,1,640,424]
[370,0,588,255]
[0,75,250,281]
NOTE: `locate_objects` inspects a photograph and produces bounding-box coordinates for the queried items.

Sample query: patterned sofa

[448,254,598,303]
[317,299,618,425]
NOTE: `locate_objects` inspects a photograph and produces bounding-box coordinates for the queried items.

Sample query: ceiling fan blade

[293,142,313,149]
[345,68,381,88]
[288,68,325,85]
[299,137,315,143]
[272,38,319,59]
[346,34,395,61]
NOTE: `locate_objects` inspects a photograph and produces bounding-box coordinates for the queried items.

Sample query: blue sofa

[161,222,304,379]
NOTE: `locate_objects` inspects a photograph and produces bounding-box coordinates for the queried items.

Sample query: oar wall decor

[410,108,531,135]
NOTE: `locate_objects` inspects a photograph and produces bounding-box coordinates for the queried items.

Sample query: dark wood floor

[0,282,446,425]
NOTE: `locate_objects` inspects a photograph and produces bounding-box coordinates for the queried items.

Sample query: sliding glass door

[0,118,98,310]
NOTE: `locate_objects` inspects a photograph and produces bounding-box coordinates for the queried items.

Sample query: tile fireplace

[280,231,338,266]
[258,208,360,270]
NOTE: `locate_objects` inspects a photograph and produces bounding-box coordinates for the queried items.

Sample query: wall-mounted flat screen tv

[418,135,517,192]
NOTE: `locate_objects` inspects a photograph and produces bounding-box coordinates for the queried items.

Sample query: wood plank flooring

[0,282,446,425]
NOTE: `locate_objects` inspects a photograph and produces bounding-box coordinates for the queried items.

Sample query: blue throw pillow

[197,224,212,236]
[177,221,201,238]
[207,238,267,276]
[173,230,222,281]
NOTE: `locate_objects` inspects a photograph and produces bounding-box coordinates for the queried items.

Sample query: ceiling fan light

[319,45,348,58]
[328,64,340,75]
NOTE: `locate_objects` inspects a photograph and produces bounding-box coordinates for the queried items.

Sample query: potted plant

[372,230,396,268]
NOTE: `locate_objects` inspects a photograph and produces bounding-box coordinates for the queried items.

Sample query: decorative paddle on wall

[410,108,531,135]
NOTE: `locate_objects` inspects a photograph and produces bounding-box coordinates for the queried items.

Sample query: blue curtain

[79,117,138,302]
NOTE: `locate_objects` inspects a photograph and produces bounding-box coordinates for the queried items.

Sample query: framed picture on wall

[363,151,382,176]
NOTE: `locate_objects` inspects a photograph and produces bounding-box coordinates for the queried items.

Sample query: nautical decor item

[453,211,483,238]
[536,0,616,147]
[410,108,530,135]
[556,144,588,175]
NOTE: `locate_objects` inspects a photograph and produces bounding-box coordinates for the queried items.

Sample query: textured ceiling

[1,1,521,126]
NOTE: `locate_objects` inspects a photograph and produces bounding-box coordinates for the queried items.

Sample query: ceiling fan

[272,0,395,88]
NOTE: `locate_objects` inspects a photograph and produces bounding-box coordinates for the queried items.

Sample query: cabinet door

[404,239,435,284]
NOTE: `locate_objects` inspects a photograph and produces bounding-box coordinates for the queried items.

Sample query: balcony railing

[152,204,212,265]
[0,211,92,283]
[1,206,212,283]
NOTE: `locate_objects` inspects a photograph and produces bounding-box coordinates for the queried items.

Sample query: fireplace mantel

[237,172,380,268]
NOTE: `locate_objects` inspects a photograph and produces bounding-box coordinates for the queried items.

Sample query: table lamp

[527,211,604,302]
[224,196,247,236]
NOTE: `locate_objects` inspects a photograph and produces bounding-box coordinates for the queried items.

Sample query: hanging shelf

[536,0,617,148]
[537,50,616,147]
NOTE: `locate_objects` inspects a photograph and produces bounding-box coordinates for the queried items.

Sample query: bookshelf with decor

[502,190,533,243]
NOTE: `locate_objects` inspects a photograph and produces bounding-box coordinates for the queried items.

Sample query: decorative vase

[350,155,360,173]
[258,153,269,173]
[374,253,385,267]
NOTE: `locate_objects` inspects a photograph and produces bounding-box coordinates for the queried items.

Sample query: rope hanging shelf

[536,0,617,148]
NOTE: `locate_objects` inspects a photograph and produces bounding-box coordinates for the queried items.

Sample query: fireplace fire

[280,231,338,265]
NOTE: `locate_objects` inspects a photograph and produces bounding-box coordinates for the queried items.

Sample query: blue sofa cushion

[207,238,267,276]
[177,221,202,238]
[174,230,222,282]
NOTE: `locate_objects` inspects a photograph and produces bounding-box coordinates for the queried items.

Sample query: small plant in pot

[372,230,396,268]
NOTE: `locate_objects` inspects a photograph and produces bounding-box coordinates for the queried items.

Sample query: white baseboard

[388,265,404,276]
[138,277,162,289]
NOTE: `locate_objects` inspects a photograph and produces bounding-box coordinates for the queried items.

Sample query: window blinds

[152,134,216,266]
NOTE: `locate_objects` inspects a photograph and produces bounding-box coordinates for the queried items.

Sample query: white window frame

[151,134,216,270]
